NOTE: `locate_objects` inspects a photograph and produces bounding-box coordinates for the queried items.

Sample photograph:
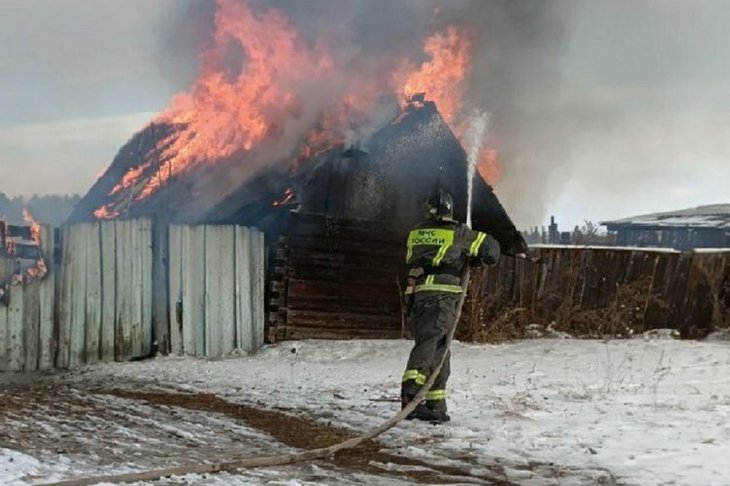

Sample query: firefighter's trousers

[401,291,460,413]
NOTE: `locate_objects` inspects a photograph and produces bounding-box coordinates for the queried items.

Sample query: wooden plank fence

[1,219,266,372]
[169,225,265,357]
[460,246,730,340]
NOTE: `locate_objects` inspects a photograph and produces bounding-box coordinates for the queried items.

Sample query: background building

[602,204,730,250]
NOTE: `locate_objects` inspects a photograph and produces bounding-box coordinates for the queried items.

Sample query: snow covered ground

[2,335,730,485]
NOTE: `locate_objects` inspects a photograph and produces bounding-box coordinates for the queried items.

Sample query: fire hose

[41,268,471,486]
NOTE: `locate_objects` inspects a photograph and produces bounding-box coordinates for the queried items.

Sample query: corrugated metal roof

[602,204,730,230]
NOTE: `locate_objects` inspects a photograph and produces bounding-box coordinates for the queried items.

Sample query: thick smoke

[160,0,576,225]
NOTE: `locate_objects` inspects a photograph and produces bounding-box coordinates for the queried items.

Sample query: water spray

[464,110,489,228]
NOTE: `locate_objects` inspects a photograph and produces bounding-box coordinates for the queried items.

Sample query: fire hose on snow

[41,267,471,486]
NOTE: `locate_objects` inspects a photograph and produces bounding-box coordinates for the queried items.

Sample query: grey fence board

[140,219,153,358]
[129,220,142,358]
[100,221,116,362]
[204,226,236,357]
[235,226,253,352]
[22,281,40,371]
[57,225,73,368]
[114,220,133,361]
[182,225,206,356]
[152,220,170,353]
[126,219,150,358]
[38,226,55,370]
[85,225,102,365]
[7,285,23,371]
[69,225,89,367]
[251,230,265,351]
[0,301,7,370]
[168,225,183,355]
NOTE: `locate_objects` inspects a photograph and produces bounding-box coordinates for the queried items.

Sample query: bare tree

[571,220,616,246]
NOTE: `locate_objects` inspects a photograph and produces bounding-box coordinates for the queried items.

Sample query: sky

[0,0,728,229]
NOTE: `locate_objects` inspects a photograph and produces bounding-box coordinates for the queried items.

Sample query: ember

[272,188,296,208]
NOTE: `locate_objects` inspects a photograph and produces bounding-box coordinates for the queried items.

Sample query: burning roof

[67,0,526,254]
[70,99,525,254]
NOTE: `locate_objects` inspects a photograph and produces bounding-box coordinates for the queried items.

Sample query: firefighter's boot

[406,402,451,424]
[413,390,450,424]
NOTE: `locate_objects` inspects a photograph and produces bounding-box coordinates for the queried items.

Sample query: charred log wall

[269,213,406,340]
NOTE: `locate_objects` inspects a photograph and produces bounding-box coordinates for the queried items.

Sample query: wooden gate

[169,225,265,357]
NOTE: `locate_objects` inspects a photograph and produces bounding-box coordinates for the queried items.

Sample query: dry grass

[460,255,729,343]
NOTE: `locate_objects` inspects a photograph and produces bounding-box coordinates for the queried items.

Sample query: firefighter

[401,189,500,423]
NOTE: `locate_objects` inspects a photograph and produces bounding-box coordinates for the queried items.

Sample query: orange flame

[18,208,48,283]
[393,26,473,125]
[394,26,501,185]
[96,0,334,218]
[272,187,296,207]
[93,205,119,220]
[22,208,41,244]
[150,0,333,183]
